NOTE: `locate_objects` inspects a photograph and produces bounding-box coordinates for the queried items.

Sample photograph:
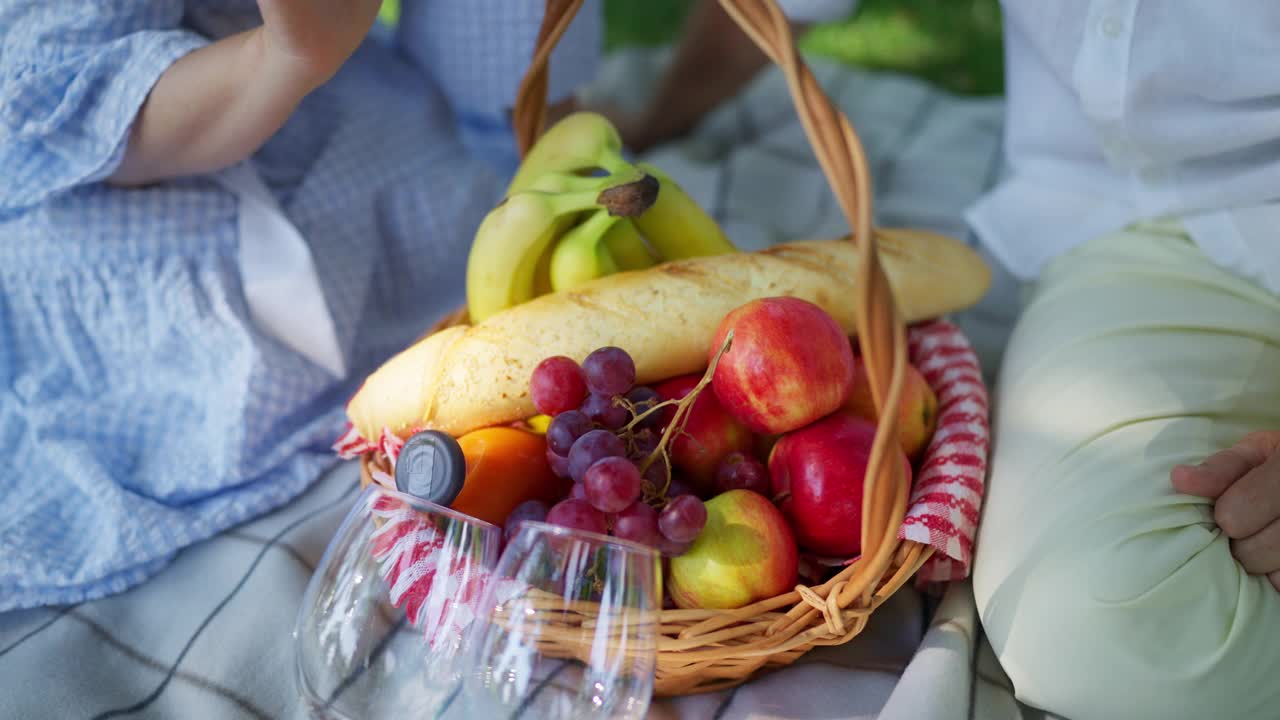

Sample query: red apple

[667,489,798,609]
[768,413,910,557]
[711,297,855,435]
[843,356,938,461]
[653,374,754,496]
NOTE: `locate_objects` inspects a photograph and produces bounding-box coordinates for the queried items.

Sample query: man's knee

[976,524,1280,720]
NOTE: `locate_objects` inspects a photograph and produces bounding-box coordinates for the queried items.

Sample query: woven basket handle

[512,0,913,606]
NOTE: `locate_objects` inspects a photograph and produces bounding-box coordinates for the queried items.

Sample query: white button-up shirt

[967,1,1280,294]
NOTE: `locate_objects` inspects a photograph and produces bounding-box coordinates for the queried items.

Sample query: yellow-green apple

[768,413,910,557]
[667,489,799,609]
[843,356,937,460]
[654,374,754,497]
[710,297,855,435]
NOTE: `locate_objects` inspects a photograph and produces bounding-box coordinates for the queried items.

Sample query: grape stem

[619,398,673,434]
[637,331,735,497]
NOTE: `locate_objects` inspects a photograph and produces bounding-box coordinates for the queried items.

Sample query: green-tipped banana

[549,210,622,292]
[633,162,738,259]
[507,112,635,195]
[522,172,638,297]
[467,174,659,321]
[522,170,639,196]
[603,219,658,271]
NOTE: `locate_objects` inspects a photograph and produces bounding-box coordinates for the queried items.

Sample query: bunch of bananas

[466,112,739,322]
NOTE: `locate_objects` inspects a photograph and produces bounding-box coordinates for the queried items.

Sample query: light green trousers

[972,220,1280,720]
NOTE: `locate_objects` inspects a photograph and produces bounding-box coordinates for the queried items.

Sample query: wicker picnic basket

[360,0,936,697]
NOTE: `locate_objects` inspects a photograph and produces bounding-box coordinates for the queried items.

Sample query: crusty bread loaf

[347,231,990,440]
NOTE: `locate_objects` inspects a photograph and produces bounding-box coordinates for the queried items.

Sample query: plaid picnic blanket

[0,49,1041,719]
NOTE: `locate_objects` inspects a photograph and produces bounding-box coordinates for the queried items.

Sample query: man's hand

[256,0,384,89]
[1172,431,1280,591]
[573,101,659,155]
[578,0,791,154]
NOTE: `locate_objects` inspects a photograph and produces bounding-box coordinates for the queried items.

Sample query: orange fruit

[452,427,571,526]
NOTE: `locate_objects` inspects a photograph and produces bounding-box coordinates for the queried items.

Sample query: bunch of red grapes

[505,347,708,556]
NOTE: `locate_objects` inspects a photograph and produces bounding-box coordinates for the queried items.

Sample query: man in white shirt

[966,5,1280,719]
[604,2,1280,718]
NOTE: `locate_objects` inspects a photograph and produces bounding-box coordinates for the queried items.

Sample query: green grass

[801,0,1003,95]
[379,0,401,26]
[380,0,1004,96]
[604,0,1003,96]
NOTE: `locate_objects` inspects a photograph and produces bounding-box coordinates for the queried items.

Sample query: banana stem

[543,173,658,218]
[538,170,638,195]
[545,186,620,216]
[597,174,660,217]
[597,149,639,178]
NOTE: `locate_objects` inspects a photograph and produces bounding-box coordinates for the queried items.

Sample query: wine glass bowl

[460,521,660,719]
[294,484,503,720]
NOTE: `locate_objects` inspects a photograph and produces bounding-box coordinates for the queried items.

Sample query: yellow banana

[547,214,656,293]
[532,237,556,296]
[524,175,627,297]
[467,174,658,321]
[506,112,634,196]
[484,109,726,302]
[603,219,658,271]
[549,210,622,292]
[633,162,738,259]
[467,191,588,322]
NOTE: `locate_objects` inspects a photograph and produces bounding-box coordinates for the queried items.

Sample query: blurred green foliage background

[379,0,1004,96]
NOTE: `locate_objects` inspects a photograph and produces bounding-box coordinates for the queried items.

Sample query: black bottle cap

[394,430,467,507]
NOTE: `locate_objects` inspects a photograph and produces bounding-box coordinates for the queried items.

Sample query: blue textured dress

[0,0,600,610]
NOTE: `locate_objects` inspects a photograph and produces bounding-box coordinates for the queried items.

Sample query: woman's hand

[1172,431,1280,591]
[256,0,384,89]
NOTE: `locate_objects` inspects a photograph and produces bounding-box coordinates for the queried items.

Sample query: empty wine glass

[452,521,660,720]
[294,483,503,719]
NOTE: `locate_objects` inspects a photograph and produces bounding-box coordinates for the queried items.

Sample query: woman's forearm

[107,28,320,186]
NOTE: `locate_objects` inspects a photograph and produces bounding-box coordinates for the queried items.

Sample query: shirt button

[1100,15,1124,38]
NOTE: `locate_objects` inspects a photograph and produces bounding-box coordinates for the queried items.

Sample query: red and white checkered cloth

[333,424,402,466]
[367,494,522,645]
[335,318,989,587]
[900,319,989,584]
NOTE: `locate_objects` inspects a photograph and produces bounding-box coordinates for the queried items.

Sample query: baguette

[347,231,990,441]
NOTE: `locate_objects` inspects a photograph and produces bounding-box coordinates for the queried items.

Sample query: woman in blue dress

[0,0,602,610]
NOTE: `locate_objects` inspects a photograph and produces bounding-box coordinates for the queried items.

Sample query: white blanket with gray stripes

[0,49,1048,719]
